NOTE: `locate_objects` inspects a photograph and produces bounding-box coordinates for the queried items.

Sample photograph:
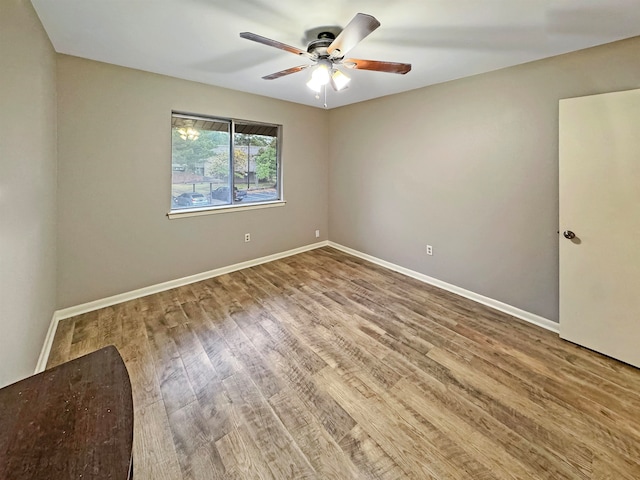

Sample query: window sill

[167,200,286,219]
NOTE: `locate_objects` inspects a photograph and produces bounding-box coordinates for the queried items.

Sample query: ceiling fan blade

[327,13,380,59]
[343,58,411,74]
[240,32,314,59]
[262,65,311,80]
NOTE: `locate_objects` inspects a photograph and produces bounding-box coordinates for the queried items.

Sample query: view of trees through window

[171,113,280,210]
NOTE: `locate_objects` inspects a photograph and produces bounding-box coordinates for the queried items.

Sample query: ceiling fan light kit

[330,69,351,91]
[312,62,331,83]
[305,59,351,93]
[239,13,411,104]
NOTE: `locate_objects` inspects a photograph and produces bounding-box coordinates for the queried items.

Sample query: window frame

[168,111,284,219]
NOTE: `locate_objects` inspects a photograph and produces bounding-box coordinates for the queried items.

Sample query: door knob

[563,230,576,239]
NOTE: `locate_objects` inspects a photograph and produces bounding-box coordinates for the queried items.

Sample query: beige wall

[0,0,57,386]
[56,56,329,308]
[328,37,640,322]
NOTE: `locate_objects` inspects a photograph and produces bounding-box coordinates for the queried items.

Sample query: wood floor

[47,247,640,479]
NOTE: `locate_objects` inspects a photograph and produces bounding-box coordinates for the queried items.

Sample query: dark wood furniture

[0,346,133,479]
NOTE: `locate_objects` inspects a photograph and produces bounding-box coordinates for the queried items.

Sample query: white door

[559,88,640,368]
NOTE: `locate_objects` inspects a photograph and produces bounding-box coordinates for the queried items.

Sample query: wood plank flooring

[47,247,640,479]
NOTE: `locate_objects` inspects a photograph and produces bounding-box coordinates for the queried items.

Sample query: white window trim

[167,200,286,219]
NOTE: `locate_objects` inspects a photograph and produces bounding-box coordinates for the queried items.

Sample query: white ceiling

[31,0,640,109]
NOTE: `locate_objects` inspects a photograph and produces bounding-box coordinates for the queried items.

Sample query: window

[170,112,282,214]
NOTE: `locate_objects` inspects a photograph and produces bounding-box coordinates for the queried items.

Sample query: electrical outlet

[426,245,433,256]
[315,229,320,238]
[244,233,251,243]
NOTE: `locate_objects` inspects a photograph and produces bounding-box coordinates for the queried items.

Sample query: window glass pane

[171,113,280,212]
[233,125,279,204]
[171,117,231,209]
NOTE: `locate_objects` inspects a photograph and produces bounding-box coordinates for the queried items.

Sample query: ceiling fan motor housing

[307,31,338,58]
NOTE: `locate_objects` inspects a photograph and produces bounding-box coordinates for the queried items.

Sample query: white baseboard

[328,241,559,334]
[37,241,326,371]
[41,238,557,372]
[55,241,329,322]
[35,311,60,373]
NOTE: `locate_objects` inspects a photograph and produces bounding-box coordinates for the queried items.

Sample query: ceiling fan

[239,13,411,94]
